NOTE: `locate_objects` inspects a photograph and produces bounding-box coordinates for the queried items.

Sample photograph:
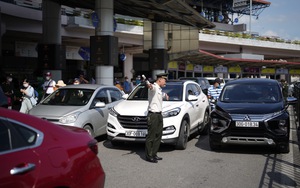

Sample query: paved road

[97,107,300,188]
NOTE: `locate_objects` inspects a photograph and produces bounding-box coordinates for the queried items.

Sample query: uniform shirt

[148,82,163,113]
[43,79,56,94]
[208,85,222,100]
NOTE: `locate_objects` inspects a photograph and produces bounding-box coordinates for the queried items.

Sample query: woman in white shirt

[19,78,37,114]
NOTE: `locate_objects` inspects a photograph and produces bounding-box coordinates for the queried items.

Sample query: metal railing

[292,83,300,149]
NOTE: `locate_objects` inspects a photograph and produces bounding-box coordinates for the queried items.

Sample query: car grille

[117,115,148,129]
[229,114,267,136]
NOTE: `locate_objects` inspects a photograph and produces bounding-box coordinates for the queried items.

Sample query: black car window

[128,85,148,100]
[0,118,37,152]
[221,83,281,103]
[109,89,123,102]
[95,89,109,104]
[43,89,94,106]
[128,83,183,101]
[163,84,183,101]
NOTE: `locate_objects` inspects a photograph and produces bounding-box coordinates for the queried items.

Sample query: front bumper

[107,114,183,144]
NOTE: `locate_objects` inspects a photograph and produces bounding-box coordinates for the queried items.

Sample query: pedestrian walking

[144,73,169,163]
[42,72,56,99]
[123,76,131,94]
[19,78,37,114]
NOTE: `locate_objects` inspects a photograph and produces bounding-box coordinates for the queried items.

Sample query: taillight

[88,139,99,154]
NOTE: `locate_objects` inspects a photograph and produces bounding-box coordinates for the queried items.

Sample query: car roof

[179,77,208,81]
[166,80,198,85]
[59,84,118,90]
[225,78,279,85]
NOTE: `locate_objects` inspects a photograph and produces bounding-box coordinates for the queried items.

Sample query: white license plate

[125,131,147,137]
[236,121,259,127]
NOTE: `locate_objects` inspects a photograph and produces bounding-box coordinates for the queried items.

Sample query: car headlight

[162,107,181,118]
[210,111,231,133]
[59,111,81,124]
[109,107,119,117]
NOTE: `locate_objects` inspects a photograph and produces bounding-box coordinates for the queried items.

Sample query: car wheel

[209,137,221,151]
[276,143,290,153]
[199,110,210,135]
[176,119,189,150]
[84,125,95,137]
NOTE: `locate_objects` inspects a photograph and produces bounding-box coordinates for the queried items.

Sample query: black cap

[156,73,168,80]
[214,78,221,84]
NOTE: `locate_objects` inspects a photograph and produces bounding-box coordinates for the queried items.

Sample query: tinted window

[163,84,183,101]
[220,83,281,103]
[109,89,123,102]
[0,118,37,152]
[95,89,109,104]
[42,89,94,106]
[186,84,201,99]
[127,83,183,101]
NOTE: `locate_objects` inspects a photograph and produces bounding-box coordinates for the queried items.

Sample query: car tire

[277,143,290,153]
[176,119,189,150]
[84,125,95,137]
[209,137,221,151]
[199,110,210,135]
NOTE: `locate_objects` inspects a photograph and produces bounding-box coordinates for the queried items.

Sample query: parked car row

[1,78,296,186]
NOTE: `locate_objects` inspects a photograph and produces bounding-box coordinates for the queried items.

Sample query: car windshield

[41,88,94,106]
[127,83,183,101]
[220,83,282,103]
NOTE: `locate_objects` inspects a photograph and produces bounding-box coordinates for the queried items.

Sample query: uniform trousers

[145,112,163,158]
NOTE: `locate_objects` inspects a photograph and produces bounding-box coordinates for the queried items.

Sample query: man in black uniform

[144,73,169,163]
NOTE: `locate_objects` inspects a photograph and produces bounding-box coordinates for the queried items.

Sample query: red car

[0,108,105,188]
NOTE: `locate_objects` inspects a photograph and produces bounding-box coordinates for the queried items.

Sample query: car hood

[114,100,184,116]
[29,104,85,118]
[216,101,285,114]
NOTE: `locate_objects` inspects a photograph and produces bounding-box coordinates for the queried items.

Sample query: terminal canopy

[51,0,215,29]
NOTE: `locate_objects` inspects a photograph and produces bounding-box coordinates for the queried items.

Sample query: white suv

[107,80,210,149]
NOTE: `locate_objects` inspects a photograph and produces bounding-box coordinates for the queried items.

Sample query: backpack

[34,89,39,102]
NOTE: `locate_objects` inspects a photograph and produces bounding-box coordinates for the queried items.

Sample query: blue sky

[238,0,300,41]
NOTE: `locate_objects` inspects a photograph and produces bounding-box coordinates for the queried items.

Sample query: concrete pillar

[123,53,133,80]
[42,0,61,44]
[151,22,166,78]
[96,65,114,85]
[39,0,63,78]
[152,22,165,49]
[94,0,114,85]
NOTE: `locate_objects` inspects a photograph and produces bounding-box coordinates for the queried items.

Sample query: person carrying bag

[19,78,37,114]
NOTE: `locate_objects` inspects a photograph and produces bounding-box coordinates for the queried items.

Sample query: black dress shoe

[146,157,158,163]
[154,155,163,160]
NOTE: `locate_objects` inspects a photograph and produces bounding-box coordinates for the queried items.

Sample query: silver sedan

[29,84,124,137]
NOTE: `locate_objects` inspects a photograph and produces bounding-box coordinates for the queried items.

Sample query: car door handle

[10,163,36,175]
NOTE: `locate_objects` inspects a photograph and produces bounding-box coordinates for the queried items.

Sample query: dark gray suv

[209,78,297,153]
[179,77,210,95]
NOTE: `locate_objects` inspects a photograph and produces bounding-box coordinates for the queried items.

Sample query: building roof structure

[51,0,215,29]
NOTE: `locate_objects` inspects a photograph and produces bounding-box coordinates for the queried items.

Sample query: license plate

[236,121,259,127]
[125,131,147,137]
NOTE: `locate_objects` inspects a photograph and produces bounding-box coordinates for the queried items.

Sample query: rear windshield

[220,83,282,103]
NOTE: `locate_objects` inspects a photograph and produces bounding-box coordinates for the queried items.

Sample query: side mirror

[286,96,297,105]
[187,95,198,101]
[94,101,106,108]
